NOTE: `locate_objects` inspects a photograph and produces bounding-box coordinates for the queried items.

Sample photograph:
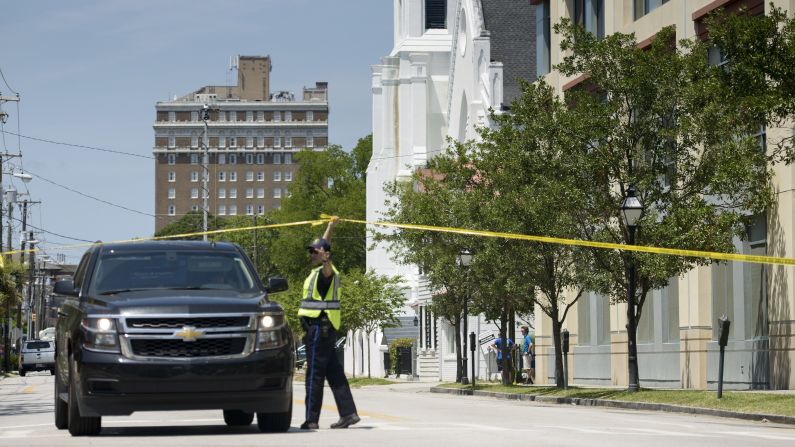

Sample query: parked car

[295,336,346,369]
[19,339,55,376]
[53,241,294,436]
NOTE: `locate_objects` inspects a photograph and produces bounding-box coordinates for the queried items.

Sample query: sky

[0,0,392,263]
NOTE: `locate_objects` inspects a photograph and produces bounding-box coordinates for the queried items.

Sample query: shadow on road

[99,425,309,437]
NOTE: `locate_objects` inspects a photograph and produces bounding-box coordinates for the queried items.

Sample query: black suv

[53,241,294,436]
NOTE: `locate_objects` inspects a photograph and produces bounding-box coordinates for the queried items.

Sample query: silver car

[19,339,55,376]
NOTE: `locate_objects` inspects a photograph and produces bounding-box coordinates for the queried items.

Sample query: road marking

[22,385,36,393]
[294,399,407,421]
[0,430,32,438]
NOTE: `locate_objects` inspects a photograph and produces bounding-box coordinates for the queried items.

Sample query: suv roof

[97,240,241,254]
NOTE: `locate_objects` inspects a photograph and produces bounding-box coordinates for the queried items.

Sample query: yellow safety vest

[297,265,341,330]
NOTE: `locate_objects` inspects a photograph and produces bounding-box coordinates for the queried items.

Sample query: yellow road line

[22,385,35,393]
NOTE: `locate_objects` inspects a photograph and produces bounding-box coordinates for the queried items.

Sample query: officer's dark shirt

[317,270,333,300]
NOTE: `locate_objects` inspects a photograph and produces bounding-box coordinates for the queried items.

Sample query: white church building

[347,0,537,381]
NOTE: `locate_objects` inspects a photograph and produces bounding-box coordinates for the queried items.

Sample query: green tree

[154,210,209,240]
[1,261,26,372]
[552,20,774,389]
[343,269,405,378]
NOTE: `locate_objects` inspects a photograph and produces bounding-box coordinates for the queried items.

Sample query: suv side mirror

[265,277,288,293]
[53,278,78,297]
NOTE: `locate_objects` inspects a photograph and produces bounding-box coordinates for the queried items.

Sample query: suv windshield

[88,250,260,297]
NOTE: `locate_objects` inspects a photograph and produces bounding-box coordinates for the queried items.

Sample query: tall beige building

[534,0,795,390]
[153,55,329,232]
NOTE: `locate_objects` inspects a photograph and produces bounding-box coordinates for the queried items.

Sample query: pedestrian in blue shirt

[491,333,514,381]
[520,325,534,384]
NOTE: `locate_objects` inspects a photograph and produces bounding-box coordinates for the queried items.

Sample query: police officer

[298,217,360,430]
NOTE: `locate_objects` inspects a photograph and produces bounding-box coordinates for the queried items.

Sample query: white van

[19,339,55,376]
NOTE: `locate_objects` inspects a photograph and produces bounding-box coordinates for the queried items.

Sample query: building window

[246,187,254,198]
[634,0,669,20]
[229,187,237,198]
[573,0,604,39]
[167,154,176,165]
[218,154,226,165]
[273,171,282,181]
[191,171,199,182]
[273,111,281,122]
[307,136,314,147]
[284,187,289,197]
[191,153,199,164]
[167,188,176,199]
[246,111,253,122]
[257,111,264,122]
[245,204,254,215]
[218,188,226,199]
[229,153,237,165]
[257,136,264,147]
[285,136,292,148]
[536,0,551,78]
[191,188,199,199]
[168,136,175,148]
[425,0,446,29]
[257,153,265,164]
[191,136,198,148]
[274,137,281,147]
[274,153,281,164]
[246,171,254,182]
[307,110,314,121]
[229,171,237,182]
[284,153,292,164]
[257,205,265,215]
[246,137,254,148]
[257,171,265,181]
[257,187,265,198]
[218,171,226,182]
[191,205,199,212]
[229,204,237,215]
[219,136,226,148]
[229,111,237,122]
[229,137,237,148]
[218,205,226,216]
[168,171,176,182]
[285,170,293,181]
[168,205,176,216]
[285,111,292,122]
[273,188,281,198]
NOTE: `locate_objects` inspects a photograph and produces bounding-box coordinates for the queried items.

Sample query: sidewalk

[429,385,795,426]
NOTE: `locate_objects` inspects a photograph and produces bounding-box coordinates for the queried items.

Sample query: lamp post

[621,186,642,392]
[458,249,473,385]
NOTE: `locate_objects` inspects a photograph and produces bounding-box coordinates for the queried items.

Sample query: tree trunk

[500,305,511,385]
[509,306,516,383]
[351,332,356,379]
[367,331,372,379]
[453,319,462,383]
[552,319,564,388]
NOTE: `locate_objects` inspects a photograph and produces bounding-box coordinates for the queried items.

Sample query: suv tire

[223,410,254,426]
[257,400,292,433]
[54,364,68,429]
[67,356,101,436]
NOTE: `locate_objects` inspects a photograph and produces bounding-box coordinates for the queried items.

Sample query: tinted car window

[24,341,52,350]
[88,250,259,296]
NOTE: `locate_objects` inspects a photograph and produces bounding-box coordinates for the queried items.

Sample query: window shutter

[425,0,446,29]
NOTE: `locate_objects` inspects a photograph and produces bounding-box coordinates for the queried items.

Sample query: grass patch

[438,383,795,417]
[348,377,396,388]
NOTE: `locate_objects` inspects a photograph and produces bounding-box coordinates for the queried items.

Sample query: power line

[0,130,154,160]
[0,66,18,95]
[9,214,94,243]
[23,167,159,218]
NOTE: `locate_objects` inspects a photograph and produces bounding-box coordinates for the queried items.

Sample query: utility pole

[201,105,210,242]
[26,231,35,339]
[17,199,39,330]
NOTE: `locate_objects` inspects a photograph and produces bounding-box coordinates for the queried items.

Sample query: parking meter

[561,329,570,389]
[562,329,570,353]
[718,316,731,347]
[469,332,476,352]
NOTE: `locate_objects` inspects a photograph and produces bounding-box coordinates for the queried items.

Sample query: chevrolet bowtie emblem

[175,326,205,342]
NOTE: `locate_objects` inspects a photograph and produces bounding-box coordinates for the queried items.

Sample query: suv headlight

[81,317,120,353]
[256,313,286,350]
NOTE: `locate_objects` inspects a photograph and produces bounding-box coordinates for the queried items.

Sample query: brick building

[153,55,328,231]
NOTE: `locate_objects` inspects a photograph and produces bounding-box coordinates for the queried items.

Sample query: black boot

[300,421,319,430]
[330,413,360,429]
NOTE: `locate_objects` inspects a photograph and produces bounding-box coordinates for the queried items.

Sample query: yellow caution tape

[323,215,795,267]
[3,214,793,267]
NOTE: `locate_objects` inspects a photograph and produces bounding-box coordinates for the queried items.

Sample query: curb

[429,386,795,425]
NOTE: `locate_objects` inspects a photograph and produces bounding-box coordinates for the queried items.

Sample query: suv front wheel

[67,355,101,436]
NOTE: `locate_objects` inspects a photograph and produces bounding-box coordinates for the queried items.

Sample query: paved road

[2,372,795,446]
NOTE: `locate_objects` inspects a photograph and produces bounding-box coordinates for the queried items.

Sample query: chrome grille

[130,338,247,357]
[126,316,250,329]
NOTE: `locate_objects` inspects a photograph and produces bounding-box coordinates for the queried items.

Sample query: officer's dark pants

[303,321,357,423]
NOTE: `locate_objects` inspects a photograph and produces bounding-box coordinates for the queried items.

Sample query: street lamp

[457,249,473,385]
[621,186,642,392]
